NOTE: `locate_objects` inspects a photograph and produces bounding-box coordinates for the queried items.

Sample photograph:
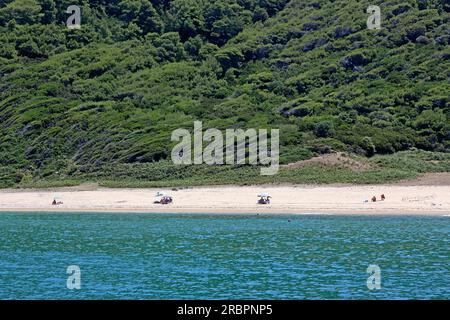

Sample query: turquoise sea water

[0,212,448,300]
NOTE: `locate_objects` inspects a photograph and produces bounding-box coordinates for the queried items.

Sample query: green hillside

[0,0,449,188]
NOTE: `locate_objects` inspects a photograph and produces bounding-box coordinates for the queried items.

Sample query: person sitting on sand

[381,194,386,201]
[371,196,377,202]
[52,199,63,205]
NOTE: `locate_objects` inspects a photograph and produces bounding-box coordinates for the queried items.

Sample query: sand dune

[0,184,449,215]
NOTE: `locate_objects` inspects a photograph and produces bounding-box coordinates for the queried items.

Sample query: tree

[0,0,42,25]
[39,0,56,24]
[361,137,376,157]
[152,32,186,62]
[204,1,252,45]
[414,110,446,131]
[17,39,42,58]
[118,0,162,34]
[138,0,163,34]
[184,35,203,57]
[314,121,335,138]
[167,0,205,41]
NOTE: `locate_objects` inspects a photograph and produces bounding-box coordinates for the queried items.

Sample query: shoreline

[1,184,449,216]
[0,209,449,216]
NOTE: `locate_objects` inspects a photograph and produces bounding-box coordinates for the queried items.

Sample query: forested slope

[0,0,449,187]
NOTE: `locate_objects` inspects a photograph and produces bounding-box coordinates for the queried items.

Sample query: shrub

[314,121,335,138]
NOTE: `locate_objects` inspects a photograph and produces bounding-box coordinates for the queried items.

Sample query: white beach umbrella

[258,193,271,197]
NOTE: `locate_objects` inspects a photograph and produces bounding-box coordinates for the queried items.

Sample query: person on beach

[52,198,63,205]
[381,194,386,201]
[371,196,377,202]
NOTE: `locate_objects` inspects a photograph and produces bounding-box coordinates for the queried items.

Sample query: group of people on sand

[51,199,63,206]
[257,195,271,205]
[153,192,273,206]
[154,192,174,205]
[371,194,386,202]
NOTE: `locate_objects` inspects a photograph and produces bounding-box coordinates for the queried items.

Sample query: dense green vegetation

[0,0,449,188]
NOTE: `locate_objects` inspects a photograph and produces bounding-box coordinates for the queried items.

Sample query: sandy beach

[0,183,449,215]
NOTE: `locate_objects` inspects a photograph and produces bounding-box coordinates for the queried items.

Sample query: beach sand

[0,183,449,215]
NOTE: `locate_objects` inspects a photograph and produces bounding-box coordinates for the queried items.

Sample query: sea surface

[0,212,449,300]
